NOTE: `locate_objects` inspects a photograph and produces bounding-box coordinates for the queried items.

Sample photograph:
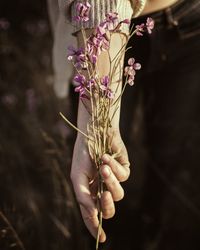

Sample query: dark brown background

[0,1,200,250]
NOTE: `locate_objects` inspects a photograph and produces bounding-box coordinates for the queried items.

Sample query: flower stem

[59,112,91,140]
[96,170,104,250]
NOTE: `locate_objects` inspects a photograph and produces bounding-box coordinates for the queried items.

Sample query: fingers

[101,191,115,219]
[102,154,130,182]
[100,165,124,201]
[70,130,130,242]
[71,173,106,242]
[80,204,106,242]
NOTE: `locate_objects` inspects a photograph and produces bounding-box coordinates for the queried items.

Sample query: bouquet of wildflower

[60,2,154,249]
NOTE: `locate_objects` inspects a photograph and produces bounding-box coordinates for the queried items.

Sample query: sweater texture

[59,0,147,33]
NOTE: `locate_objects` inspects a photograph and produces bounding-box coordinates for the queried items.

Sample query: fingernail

[102,154,110,163]
[100,166,111,179]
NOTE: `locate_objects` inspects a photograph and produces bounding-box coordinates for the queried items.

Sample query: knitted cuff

[70,0,134,34]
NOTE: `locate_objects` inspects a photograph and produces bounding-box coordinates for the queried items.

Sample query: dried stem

[60,112,92,140]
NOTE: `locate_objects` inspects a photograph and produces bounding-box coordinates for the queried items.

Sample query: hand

[70,129,130,242]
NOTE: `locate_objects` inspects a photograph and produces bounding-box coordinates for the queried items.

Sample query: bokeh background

[0,1,87,249]
[1,1,200,250]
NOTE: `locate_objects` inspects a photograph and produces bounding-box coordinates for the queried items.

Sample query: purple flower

[73,2,91,22]
[146,17,154,34]
[99,76,114,99]
[105,12,118,23]
[96,23,107,36]
[67,46,84,60]
[73,74,87,97]
[111,18,130,33]
[100,12,130,33]
[86,32,110,63]
[124,58,141,86]
[90,54,97,64]
[135,23,145,36]
[121,19,130,25]
[104,12,119,30]
[67,46,86,69]
[107,89,114,99]
[87,78,96,89]
[135,18,154,36]
[74,74,86,86]
[101,75,109,87]
[100,75,109,90]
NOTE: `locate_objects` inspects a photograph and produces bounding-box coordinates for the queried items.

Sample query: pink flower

[135,17,154,36]
[100,75,109,90]
[101,13,130,33]
[107,89,114,99]
[121,19,130,24]
[91,54,97,64]
[99,76,114,99]
[146,17,154,34]
[73,74,87,97]
[86,31,110,63]
[124,58,141,86]
[135,23,145,36]
[101,76,109,87]
[97,24,107,36]
[67,46,84,60]
[104,12,119,30]
[67,46,87,69]
[73,2,91,22]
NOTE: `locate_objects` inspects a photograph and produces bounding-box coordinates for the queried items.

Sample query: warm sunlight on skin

[68,11,154,248]
[73,30,129,243]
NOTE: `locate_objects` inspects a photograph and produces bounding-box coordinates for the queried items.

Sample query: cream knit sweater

[60,0,147,33]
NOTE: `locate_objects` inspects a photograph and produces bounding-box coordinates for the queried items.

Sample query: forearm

[76,30,127,140]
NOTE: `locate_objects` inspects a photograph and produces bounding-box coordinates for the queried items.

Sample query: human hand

[70,129,130,242]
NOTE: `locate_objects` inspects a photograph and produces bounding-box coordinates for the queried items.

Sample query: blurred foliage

[0,1,90,250]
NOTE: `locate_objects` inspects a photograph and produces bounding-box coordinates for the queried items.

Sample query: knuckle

[126,161,130,168]
[125,168,131,181]
[110,178,116,188]
[122,162,131,181]
[102,191,111,204]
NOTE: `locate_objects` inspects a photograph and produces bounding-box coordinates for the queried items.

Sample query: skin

[71,129,130,242]
[70,0,179,242]
[71,32,129,242]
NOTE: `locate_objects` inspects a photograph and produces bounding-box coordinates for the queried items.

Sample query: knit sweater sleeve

[62,0,134,34]
[75,0,133,34]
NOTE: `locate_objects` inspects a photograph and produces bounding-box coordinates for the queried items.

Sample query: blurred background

[0,1,200,250]
[0,0,88,249]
